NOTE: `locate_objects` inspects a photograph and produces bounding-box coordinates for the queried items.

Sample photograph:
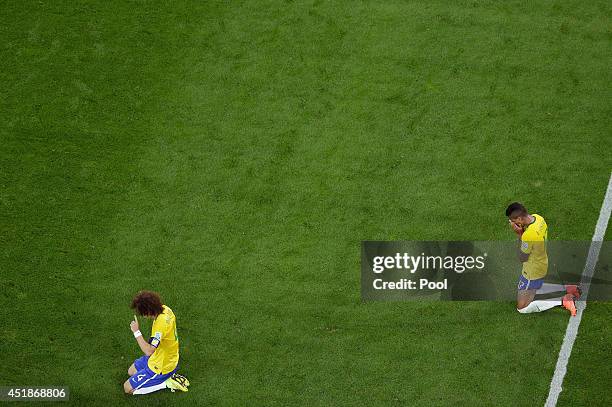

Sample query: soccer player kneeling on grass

[505,202,580,316]
[123,290,190,395]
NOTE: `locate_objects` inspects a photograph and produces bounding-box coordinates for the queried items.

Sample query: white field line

[544,172,612,407]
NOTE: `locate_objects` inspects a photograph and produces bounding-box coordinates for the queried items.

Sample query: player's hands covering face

[509,220,523,236]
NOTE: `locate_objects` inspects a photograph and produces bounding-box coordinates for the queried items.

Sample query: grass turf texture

[1,0,611,405]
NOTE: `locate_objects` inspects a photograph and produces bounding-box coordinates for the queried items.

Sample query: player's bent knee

[123,380,134,394]
[516,299,531,310]
[127,364,136,376]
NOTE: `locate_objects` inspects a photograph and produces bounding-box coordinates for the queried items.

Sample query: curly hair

[131,290,164,317]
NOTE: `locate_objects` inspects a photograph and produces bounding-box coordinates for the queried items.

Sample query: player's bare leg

[516,289,537,310]
[123,380,134,394]
[127,363,137,376]
[517,289,568,314]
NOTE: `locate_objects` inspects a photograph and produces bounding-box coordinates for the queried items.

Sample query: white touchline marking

[545,171,612,407]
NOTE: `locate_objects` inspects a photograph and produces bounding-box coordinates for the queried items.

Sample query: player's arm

[518,236,531,263]
[130,316,156,356]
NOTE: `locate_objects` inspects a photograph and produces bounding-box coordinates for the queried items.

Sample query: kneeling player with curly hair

[123,290,190,395]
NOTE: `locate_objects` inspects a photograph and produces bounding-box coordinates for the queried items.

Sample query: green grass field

[1,1,611,405]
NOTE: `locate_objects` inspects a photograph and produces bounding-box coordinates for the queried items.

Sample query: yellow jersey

[520,213,548,280]
[148,305,179,374]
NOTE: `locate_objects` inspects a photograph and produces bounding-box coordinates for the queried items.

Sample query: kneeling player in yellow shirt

[505,202,580,316]
[123,290,190,395]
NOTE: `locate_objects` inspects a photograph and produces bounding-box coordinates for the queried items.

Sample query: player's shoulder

[163,305,175,318]
[161,305,176,324]
[522,216,545,241]
[152,305,173,325]
[521,228,537,241]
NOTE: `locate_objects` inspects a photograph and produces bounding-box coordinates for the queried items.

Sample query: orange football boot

[565,284,582,299]
[562,294,577,316]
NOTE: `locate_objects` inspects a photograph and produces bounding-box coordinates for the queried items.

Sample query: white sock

[132,382,167,395]
[536,283,566,295]
[517,298,562,313]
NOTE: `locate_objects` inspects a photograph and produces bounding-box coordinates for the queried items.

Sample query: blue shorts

[517,275,544,291]
[129,356,177,391]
